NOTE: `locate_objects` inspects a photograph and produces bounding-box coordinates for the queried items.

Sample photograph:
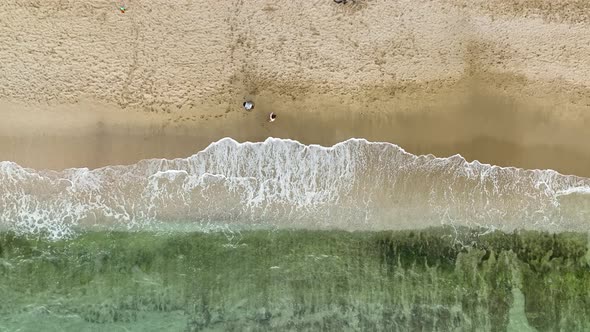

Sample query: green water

[1,227,589,331]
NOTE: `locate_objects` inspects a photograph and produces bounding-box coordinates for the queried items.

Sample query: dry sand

[1,0,590,176]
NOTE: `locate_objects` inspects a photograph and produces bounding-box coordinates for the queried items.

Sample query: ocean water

[1,138,590,331]
[1,138,590,237]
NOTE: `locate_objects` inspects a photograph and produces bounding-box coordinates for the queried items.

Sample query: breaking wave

[1,138,589,239]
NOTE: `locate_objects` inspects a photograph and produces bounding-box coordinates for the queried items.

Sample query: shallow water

[1,228,589,331]
[1,138,590,331]
[1,138,589,239]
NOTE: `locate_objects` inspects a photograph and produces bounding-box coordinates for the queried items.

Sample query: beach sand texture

[1,0,590,174]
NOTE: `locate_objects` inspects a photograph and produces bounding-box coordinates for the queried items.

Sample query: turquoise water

[1,227,589,331]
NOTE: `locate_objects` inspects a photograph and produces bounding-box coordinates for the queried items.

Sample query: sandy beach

[1,0,590,176]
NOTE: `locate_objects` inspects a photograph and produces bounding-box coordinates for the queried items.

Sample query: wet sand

[1,0,590,175]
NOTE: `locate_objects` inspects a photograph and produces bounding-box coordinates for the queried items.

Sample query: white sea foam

[1,138,589,239]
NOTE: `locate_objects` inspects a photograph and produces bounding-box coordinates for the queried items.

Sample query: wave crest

[1,138,589,239]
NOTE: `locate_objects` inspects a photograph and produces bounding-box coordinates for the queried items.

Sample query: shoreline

[2,75,590,177]
[2,0,590,176]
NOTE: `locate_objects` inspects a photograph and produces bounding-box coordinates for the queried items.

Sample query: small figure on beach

[243,101,254,111]
[119,5,126,13]
[334,0,348,3]
[268,112,277,122]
